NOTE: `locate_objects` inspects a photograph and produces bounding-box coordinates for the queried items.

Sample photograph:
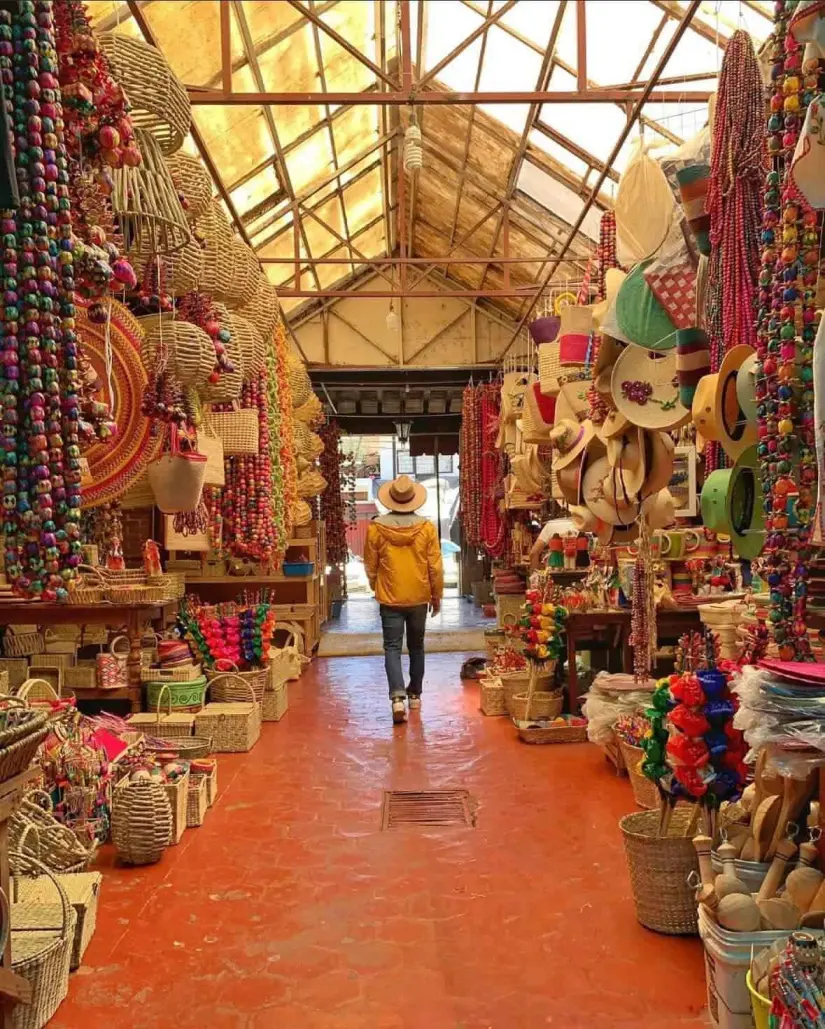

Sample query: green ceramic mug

[664,529,700,560]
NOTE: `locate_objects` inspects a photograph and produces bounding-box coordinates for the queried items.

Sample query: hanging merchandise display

[318,420,348,568]
[754,0,819,660]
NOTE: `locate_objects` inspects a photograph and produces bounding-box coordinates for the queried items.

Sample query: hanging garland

[318,419,348,567]
[588,210,620,424]
[459,382,482,549]
[0,1,84,600]
[755,0,819,660]
[273,316,298,546]
[480,383,506,558]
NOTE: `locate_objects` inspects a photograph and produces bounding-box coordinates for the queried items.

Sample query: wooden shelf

[186,574,314,585]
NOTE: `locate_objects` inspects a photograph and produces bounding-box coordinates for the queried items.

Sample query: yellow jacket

[364,515,444,607]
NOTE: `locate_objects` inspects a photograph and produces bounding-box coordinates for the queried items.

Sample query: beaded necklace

[755,0,819,660]
[460,382,483,549]
[0,2,82,600]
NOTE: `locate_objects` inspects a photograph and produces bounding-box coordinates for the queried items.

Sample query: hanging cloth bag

[147,424,207,514]
[614,139,675,263]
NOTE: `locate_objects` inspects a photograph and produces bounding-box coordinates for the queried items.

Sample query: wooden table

[565,608,702,713]
[0,601,175,712]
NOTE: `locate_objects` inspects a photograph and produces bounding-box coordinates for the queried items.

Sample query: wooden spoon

[765,771,817,860]
[756,839,797,903]
[751,794,782,863]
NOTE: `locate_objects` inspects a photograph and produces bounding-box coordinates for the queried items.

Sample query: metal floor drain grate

[381,790,475,830]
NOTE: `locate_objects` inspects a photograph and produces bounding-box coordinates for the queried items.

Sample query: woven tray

[516,723,588,744]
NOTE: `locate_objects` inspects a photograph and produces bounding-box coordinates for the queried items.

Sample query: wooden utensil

[718,893,761,932]
[805,872,825,915]
[751,794,782,863]
[765,771,817,860]
[758,896,801,931]
[785,866,823,914]
[696,884,719,919]
[756,839,797,903]
[692,834,714,887]
[715,841,749,900]
[800,910,825,930]
[741,783,756,815]
[798,840,819,868]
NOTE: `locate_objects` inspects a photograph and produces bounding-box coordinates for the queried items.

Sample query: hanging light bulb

[403,111,423,172]
[386,300,399,332]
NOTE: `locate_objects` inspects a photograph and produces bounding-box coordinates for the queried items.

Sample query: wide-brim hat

[737,353,758,423]
[611,344,689,431]
[715,345,758,461]
[554,381,590,426]
[642,488,677,531]
[602,522,640,548]
[556,455,584,506]
[582,456,641,527]
[599,407,630,440]
[726,445,765,560]
[569,504,608,536]
[377,474,427,513]
[641,430,675,499]
[549,419,594,470]
[605,428,646,503]
[691,372,719,441]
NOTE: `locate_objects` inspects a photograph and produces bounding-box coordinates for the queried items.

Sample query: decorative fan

[77,298,161,508]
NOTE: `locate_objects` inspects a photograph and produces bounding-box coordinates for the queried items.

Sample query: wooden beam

[532,120,619,183]
[398,0,413,295]
[506,0,704,351]
[280,287,540,298]
[187,88,713,105]
[94,0,152,33]
[124,0,253,247]
[285,0,400,88]
[220,0,232,95]
[299,204,396,288]
[417,0,517,88]
[375,1,393,258]
[408,0,428,254]
[575,0,586,92]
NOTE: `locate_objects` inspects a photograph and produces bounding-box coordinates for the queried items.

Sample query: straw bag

[538,343,562,396]
[614,140,675,263]
[147,426,207,513]
[111,128,191,255]
[620,808,699,935]
[165,152,212,220]
[206,669,268,704]
[111,780,173,866]
[9,851,76,1029]
[206,407,259,456]
[619,740,658,809]
[288,354,311,407]
[141,317,215,387]
[197,422,225,487]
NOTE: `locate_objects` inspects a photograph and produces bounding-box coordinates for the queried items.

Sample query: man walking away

[364,475,444,724]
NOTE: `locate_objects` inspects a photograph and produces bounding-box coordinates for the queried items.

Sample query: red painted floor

[55,653,707,1029]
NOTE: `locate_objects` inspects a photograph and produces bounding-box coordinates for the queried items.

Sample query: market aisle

[55,655,707,1029]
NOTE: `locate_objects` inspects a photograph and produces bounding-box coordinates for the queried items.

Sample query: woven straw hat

[714,344,758,461]
[377,474,427,513]
[549,419,595,471]
[610,344,689,431]
[642,489,678,531]
[605,428,646,503]
[582,456,640,527]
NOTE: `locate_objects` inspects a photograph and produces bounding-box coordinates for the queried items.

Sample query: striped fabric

[675,328,710,408]
[676,164,711,256]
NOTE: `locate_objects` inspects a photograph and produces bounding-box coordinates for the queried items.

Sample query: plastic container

[746,972,770,1029]
[710,851,777,894]
[282,561,314,577]
[698,908,808,1029]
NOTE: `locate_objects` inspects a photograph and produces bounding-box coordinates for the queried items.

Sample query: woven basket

[16,679,59,705]
[0,662,26,692]
[3,632,44,658]
[291,500,313,528]
[199,302,242,402]
[11,795,95,875]
[206,408,259,456]
[145,678,206,714]
[196,202,234,297]
[214,240,260,307]
[141,317,214,388]
[111,128,191,255]
[119,472,156,511]
[166,151,212,219]
[294,392,323,426]
[297,469,327,498]
[620,808,700,935]
[105,584,166,606]
[186,775,208,828]
[98,33,191,155]
[509,690,563,722]
[146,571,187,602]
[67,563,105,604]
[262,680,288,722]
[292,422,324,459]
[195,676,261,753]
[619,740,659,809]
[234,276,279,342]
[229,311,262,381]
[288,354,311,407]
[480,677,507,716]
[10,851,75,1029]
[63,666,96,690]
[140,661,201,683]
[538,342,562,396]
[112,780,173,866]
[517,723,589,744]
[129,234,204,296]
[0,715,49,786]
[207,669,268,704]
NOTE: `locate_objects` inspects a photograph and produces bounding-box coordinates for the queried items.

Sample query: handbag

[147,425,207,514]
[197,420,225,487]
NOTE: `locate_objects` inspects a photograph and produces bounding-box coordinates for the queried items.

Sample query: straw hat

[691,372,719,441]
[715,345,758,460]
[737,352,758,423]
[611,344,689,432]
[641,430,675,498]
[582,456,641,527]
[549,419,594,470]
[569,504,607,535]
[605,428,646,503]
[642,489,678,531]
[554,380,590,425]
[556,457,584,506]
[377,474,427,513]
[599,407,630,440]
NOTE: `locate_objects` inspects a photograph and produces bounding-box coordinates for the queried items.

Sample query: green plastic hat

[615,261,677,352]
[726,446,765,560]
[700,468,733,535]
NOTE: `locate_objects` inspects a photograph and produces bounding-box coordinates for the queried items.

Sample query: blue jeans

[379,604,428,699]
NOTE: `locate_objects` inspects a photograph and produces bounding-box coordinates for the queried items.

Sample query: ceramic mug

[628,531,671,559]
[664,529,701,560]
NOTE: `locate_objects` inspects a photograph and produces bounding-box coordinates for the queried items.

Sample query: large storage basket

[164,773,190,845]
[14,870,101,972]
[619,740,658,809]
[508,690,563,722]
[479,677,507,716]
[10,852,76,1029]
[262,680,288,722]
[619,809,700,935]
[98,33,191,155]
[195,685,261,753]
[112,780,173,866]
[206,669,268,705]
[186,775,208,828]
[165,151,212,219]
[141,317,214,387]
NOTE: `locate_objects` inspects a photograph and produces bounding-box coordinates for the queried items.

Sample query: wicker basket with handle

[3,631,44,658]
[619,808,700,935]
[480,676,507,716]
[129,234,204,296]
[98,33,190,155]
[186,774,208,828]
[509,689,563,723]
[128,683,197,737]
[11,794,96,875]
[165,151,212,219]
[112,779,173,866]
[205,407,259,456]
[10,850,76,1029]
[618,740,659,809]
[207,668,268,704]
[195,676,261,753]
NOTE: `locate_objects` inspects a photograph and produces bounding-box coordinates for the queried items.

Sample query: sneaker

[408,696,421,711]
[392,698,407,724]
